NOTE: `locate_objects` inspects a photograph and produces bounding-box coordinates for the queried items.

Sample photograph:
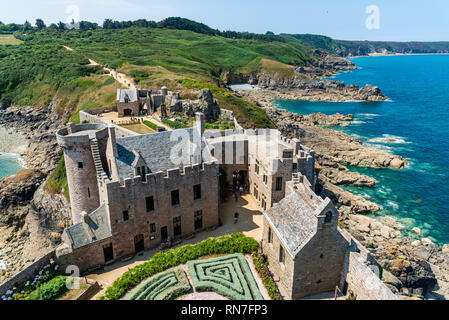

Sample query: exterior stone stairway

[90,138,109,182]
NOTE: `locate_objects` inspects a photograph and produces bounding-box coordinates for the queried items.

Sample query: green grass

[0,34,22,45]
[45,156,69,200]
[179,78,275,129]
[161,118,188,129]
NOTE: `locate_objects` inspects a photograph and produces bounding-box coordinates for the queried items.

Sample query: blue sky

[2,0,449,41]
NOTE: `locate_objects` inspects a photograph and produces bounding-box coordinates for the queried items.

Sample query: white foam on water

[0,260,6,270]
[387,201,399,210]
[367,134,410,144]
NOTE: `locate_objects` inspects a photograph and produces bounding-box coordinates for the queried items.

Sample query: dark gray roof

[265,192,318,255]
[66,205,112,249]
[117,89,138,103]
[115,128,212,179]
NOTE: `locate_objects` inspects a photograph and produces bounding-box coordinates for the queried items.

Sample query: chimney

[81,211,89,224]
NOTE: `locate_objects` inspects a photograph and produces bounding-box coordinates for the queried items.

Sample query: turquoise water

[275,55,449,245]
[0,153,23,179]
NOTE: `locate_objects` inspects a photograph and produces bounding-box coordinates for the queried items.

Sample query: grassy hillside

[1,25,315,128]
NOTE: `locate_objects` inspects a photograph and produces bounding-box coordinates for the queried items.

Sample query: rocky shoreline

[259,104,449,299]
[0,105,70,283]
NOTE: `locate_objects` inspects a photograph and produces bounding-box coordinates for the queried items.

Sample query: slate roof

[117,89,138,103]
[115,128,212,179]
[65,205,112,249]
[265,191,318,255]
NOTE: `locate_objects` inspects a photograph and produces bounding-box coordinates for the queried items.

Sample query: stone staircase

[90,138,108,181]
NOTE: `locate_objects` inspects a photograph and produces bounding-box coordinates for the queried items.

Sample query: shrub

[125,267,190,300]
[187,253,263,300]
[100,233,259,300]
[28,276,70,300]
[161,118,187,129]
[252,252,282,300]
[143,120,158,131]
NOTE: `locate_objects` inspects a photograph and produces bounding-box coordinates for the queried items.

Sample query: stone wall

[0,250,55,296]
[79,110,137,138]
[261,218,295,298]
[339,229,398,300]
[71,162,220,272]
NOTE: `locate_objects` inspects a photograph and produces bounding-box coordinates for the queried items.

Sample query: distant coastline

[349,52,449,59]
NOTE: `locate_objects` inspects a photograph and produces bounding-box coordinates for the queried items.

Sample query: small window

[123,210,129,221]
[255,164,259,175]
[325,211,332,223]
[173,216,182,236]
[78,162,83,169]
[193,184,201,200]
[268,227,273,243]
[136,167,141,177]
[150,223,156,234]
[279,245,285,263]
[171,190,180,206]
[276,177,283,191]
[263,175,268,184]
[87,187,91,198]
[292,163,297,171]
[141,166,146,182]
[146,196,154,212]
[194,210,203,230]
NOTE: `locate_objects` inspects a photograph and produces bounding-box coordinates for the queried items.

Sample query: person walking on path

[234,212,239,224]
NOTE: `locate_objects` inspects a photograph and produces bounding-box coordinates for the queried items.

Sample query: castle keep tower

[56,123,109,224]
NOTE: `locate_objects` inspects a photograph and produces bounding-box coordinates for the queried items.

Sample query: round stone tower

[56,123,109,224]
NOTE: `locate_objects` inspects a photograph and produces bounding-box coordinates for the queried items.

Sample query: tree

[36,19,46,30]
[22,21,32,32]
[57,22,66,30]
[266,31,275,35]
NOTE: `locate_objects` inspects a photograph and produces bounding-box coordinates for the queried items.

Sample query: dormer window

[325,211,332,223]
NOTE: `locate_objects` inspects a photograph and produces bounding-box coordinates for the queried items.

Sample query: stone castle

[55,98,396,299]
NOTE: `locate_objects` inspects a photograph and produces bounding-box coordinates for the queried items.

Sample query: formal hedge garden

[125,267,190,300]
[100,233,259,300]
[187,253,263,300]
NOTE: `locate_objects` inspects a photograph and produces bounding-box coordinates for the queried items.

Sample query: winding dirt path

[63,45,135,88]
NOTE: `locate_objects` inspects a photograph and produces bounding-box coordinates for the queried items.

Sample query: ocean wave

[367,134,410,144]
[0,260,6,270]
[0,152,26,168]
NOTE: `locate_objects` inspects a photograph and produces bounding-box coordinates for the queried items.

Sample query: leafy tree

[36,19,46,30]
[266,31,275,35]
[22,21,32,32]
[57,21,66,30]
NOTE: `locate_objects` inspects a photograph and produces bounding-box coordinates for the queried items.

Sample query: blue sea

[0,153,23,179]
[274,55,449,245]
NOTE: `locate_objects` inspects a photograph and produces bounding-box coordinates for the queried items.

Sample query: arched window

[324,211,332,223]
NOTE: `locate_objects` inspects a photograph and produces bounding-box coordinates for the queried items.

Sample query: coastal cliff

[0,105,70,283]
[261,106,449,300]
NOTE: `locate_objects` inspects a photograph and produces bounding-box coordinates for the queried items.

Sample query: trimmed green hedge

[143,120,159,131]
[125,267,190,300]
[161,118,188,129]
[188,253,263,300]
[100,233,259,300]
